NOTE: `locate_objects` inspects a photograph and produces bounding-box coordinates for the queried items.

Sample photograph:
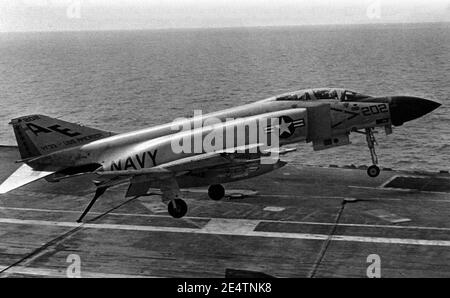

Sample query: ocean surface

[0,23,449,171]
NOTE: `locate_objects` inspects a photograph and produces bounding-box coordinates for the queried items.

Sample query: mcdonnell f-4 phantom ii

[0,88,440,220]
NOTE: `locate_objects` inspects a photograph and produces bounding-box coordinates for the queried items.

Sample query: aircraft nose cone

[390,96,441,126]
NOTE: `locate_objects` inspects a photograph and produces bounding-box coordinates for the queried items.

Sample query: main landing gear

[78,183,225,221]
[166,184,225,219]
[168,199,188,218]
[208,184,225,201]
[364,128,380,178]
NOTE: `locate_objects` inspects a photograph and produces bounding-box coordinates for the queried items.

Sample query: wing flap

[0,164,54,194]
[126,179,152,197]
[125,174,182,200]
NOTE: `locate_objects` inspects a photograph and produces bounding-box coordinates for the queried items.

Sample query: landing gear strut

[168,199,188,218]
[364,128,380,178]
[208,184,225,200]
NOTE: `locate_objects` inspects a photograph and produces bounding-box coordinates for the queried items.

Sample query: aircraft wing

[96,143,265,178]
[0,164,54,194]
[95,143,275,196]
[98,151,244,198]
[95,143,297,197]
[96,143,296,178]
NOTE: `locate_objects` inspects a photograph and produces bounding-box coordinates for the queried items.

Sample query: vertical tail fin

[10,115,114,160]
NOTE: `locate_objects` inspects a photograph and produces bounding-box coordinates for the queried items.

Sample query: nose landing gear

[354,127,381,178]
[364,128,380,178]
[367,164,380,178]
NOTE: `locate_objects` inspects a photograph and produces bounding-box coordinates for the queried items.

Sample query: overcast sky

[0,0,449,32]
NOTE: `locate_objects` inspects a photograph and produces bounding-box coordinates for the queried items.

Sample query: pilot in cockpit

[298,92,311,100]
[329,89,338,99]
[314,89,338,100]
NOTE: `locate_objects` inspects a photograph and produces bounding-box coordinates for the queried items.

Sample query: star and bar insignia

[265,116,305,138]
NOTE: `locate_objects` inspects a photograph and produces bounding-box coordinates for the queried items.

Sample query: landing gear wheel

[208,184,225,201]
[367,165,380,178]
[168,199,188,218]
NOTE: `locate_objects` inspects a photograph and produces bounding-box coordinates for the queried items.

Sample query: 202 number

[361,104,388,116]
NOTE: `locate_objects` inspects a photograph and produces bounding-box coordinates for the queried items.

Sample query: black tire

[367,165,380,178]
[167,199,188,218]
[208,184,225,201]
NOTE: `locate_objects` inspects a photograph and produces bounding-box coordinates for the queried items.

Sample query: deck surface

[0,146,449,278]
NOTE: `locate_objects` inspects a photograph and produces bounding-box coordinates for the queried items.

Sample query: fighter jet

[0,88,440,220]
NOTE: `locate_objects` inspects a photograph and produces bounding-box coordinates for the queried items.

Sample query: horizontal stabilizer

[0,164,54,194]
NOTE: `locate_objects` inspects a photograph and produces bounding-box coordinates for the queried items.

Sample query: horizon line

[1,20,448,34]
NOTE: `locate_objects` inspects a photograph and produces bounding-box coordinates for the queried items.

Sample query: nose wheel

[365,128,380,178]
[367,165,380,178]
[168,199,188,218]
[208,184,225,200]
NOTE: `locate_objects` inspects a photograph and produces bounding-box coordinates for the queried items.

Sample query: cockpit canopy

[275,88,371,102]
